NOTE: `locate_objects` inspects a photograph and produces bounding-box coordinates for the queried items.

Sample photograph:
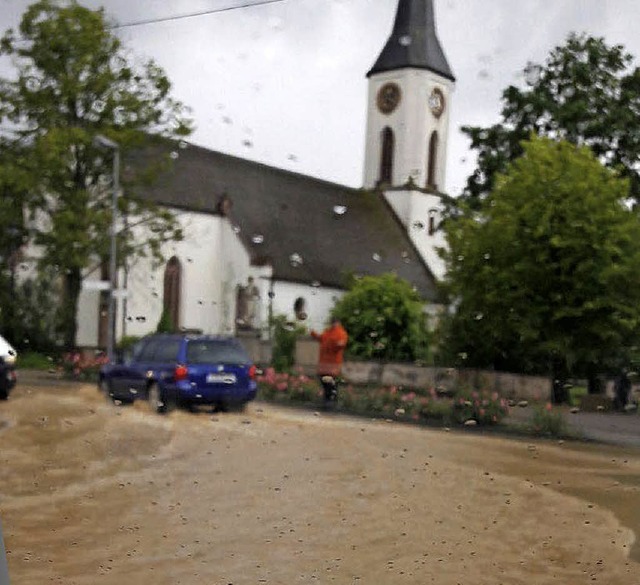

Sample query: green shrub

[530,403,568,437]
[270,315,305,372]
[332,273,431,363]
[16,351,57,370]
[117,335,142,350]
[156,308,173,333]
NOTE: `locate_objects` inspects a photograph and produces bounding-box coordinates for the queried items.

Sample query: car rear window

[137,338,181,363]
[186,340,250,365]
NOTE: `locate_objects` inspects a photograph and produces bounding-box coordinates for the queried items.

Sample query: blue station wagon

[99,334,258,413]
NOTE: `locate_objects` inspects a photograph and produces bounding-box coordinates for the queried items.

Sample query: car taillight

[249,365,257,380]
[175,365,188,381]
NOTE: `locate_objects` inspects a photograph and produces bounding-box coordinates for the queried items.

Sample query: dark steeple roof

[368,0,455,81]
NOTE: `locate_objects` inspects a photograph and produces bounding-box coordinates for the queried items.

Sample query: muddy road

[1,381,639,584]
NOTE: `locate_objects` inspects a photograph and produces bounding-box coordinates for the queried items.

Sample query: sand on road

[1,382,639,584]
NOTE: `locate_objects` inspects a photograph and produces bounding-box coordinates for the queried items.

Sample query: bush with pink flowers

[256,368,322,404]
[451,388,510,425]
[257,369,509,426]
[61,351,110,381]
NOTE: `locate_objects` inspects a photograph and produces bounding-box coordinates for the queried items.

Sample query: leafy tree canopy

[440,136,640,391]
[332,273,431,363]
[0,0,193,347]
[461,33,640,207]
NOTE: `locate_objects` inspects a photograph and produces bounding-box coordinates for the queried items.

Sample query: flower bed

[60,351,109,381]
[257,368,510,426]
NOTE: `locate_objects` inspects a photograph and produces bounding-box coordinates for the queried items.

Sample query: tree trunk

[587,370,604,395]
[61,268,82,350]
[551,359,569,404]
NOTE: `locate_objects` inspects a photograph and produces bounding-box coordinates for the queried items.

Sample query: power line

[112,0,286,30]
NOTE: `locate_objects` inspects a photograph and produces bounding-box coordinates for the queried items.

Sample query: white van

[0,334,17,365]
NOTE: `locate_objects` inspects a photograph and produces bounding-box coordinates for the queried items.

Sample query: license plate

[206,373,236,384]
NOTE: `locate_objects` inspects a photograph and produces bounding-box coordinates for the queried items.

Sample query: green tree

[460,33,640,207]
[0,0,192,348]
[332,273,431,363]
[440,136,640,402]
[0,140,33,342]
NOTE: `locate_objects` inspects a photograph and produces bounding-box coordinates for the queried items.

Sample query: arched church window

[379,127,395,185]
[163,256,182,331]
[427,131,439,189]
[428,208,438,236]
[294,297,308,321]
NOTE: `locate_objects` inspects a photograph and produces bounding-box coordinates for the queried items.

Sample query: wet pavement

[1,378,640,584]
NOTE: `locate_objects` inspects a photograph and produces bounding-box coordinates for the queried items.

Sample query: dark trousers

[319,376,338,403]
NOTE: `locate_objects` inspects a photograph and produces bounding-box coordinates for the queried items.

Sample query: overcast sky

[1,0,640,196]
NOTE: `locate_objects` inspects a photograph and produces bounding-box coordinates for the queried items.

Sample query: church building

[76,0,456,348]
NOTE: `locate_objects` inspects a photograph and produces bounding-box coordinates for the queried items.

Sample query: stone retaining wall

[294,337,551,401]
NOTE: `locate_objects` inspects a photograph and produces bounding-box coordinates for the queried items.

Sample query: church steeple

[368,0,455,81]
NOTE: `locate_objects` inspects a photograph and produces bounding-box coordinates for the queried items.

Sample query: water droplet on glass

[369,331,379,338]
[311,280,321,288]
[170,151,179,160]
[458,352,468,361]
[484,253,491,260]
[333,205,347,216]
[222,116,233,125]
[26,78,39,91]
[413,221,425,230]
[252,234,264,244]
[399,35,412,46]
[92,100,106,113]
[288,154,298,162]
[242,139,253,149]
[232,225,241,234]
[474,312,484,321]
[179,140,188,149]
[457,255,464,262]
[372,253,382,263]
[478,69,491,80]
[289,253,303,267]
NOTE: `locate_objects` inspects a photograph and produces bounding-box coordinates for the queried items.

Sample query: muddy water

[1,382,639,584]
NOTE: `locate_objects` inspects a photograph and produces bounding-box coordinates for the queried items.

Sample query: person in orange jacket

[310,317,348,404]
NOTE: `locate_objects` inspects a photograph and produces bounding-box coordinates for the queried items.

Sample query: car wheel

[147,383,167,414]
[99,378,128,405]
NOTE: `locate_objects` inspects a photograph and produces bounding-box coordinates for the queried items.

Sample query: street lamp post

[93,135,119,363]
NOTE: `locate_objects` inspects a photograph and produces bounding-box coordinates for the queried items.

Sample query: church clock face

[377,82,401,114]
[428,88,445,118]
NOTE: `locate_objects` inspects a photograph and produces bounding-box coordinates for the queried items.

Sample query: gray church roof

[368,0,455,81]
[129,142,440,302]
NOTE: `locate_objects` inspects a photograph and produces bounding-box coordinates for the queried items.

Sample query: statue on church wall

[236,276,261,330]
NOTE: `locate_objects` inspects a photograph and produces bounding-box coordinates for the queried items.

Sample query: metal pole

[106,147,119,363]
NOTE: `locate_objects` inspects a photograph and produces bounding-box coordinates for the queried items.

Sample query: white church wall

[271,281,344,333]
[407,191,448,280]
[381,188,447,281]
[116,210,226,339]
[76,209,260,346]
